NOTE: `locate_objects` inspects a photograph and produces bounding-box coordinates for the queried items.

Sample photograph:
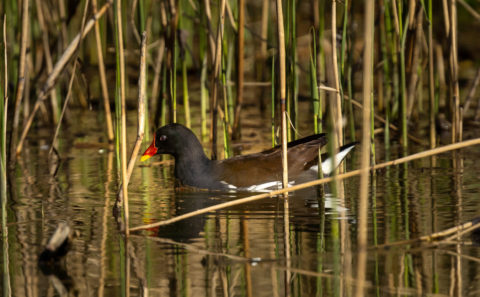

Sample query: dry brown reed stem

[35,0,59,124]
[111,30,146,222]
[428,7,436,149]
[331,0,343,149]
[275,1,290,292]
[115,0,129,236]
[15,1,112,155]
[275,0,288,193]
[2,16,8,214]
[449,0,461,143]
[458,0,480,22]
[375,219,480,250]
[356,1,374,296]
[463,68,480,114]
[10,0,30,163]
[129,137,480,232]
[151,38,165,116]
[260,0,269,57]
[345,95,426,145]
[391,0,400,36]
[92,0,114,142]
[58,0,68,48]
[232,0,245,138]
[209,0,226,160]
[129,0,141,45]
[48,0,90,159]
[406,11,423,120]
[203,0,216,61]
[225,0,237,32]
[126,32,147,182]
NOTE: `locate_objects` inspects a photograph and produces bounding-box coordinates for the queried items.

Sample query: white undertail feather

[309,144,356,175]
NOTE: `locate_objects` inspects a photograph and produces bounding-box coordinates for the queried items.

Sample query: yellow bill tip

[140,155,151,162]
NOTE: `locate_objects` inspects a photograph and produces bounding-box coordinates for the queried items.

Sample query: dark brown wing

[216,134,327,188]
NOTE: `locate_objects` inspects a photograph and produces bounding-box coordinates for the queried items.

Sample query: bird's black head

[141,123,203,161]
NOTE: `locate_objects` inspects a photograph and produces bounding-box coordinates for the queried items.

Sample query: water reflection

[3,112,480,296]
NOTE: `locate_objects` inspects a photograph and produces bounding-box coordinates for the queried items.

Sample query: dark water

[2,107,480,297]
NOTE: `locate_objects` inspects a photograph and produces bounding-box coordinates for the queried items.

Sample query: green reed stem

[317,0,325,136]
[182,59,191,128]
[139,0,149,141]
[427,0,436,148]
[221,37,231,158]
[400,17,408,148]
[381,0,391,150]
[346,66,355,142]
[114,0,129,233]
[161,63,167,127]
[285,0,297,140]
[310,28,319,134]
[340,0,349,79]
[226,39,234,127]
[200,55,208,141]
[179,1,190,128]
[171,38,178,123]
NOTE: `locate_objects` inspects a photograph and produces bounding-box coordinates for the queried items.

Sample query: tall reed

[427,0,436,149]
[9,0,29,163]
[92,0,114,143]
[356,0,374,295]
[209,0,227,160]
[1,15,11,297]
[114,0,129,234]
[233,0,245,139]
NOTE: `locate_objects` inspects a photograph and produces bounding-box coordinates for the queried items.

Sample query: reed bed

[1,1,480,295]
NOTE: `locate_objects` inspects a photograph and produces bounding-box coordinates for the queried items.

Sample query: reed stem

[92,0,114,142]
[209,0,226,160]
[1,18,9,258]
[10,0,29,163]
[356,0,374,295]
[114,0,129,235]
[34,0,59,124]
[275,0,288,193]
[232,0,244,139]
[428,0,436,149]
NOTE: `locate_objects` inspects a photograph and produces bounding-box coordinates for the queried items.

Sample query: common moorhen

[141,123,356,191]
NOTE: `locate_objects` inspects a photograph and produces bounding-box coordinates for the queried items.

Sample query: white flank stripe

[220,181,237,189]
[246,181,295,192]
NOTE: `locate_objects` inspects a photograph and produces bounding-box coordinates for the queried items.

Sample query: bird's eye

[159,135,167,141]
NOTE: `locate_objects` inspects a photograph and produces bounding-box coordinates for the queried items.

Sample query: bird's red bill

[141,135,157,162]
